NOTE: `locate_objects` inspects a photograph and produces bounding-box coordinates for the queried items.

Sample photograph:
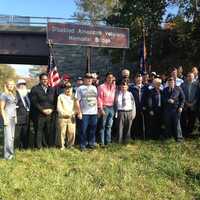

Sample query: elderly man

[163,77,185,142]
[15,79,30,149]
[146,78,163,139]
[181,72,199,137]
[129,74,146,139]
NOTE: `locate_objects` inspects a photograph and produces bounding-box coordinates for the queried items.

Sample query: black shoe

[88,145,96,149]
[80,147,86,151]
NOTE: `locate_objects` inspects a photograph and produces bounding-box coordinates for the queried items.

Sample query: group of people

[0,65,200,159]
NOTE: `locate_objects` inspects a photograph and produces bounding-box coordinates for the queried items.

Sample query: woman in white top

[0,79,17,159]
[116,81,136,143]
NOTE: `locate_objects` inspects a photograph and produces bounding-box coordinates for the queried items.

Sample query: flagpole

[142,23,146,73]
[48,39,59,68]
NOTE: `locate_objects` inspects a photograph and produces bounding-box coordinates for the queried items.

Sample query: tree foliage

[0,64,17,92]
[74,0,200,72]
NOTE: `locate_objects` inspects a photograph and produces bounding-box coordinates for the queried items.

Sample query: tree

[29,65,47,78]
[0,64,17,92]
[73,0,119,24]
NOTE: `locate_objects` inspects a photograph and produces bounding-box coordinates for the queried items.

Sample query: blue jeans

[80,115,97,149]
[100,106,114,145]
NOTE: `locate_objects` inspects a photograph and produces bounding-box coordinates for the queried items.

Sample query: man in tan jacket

[57,82,80,150]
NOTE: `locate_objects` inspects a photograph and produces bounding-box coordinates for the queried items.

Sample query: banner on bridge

[47,22,129,49]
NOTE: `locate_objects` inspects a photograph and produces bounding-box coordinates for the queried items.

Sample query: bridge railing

[0,15,77,26]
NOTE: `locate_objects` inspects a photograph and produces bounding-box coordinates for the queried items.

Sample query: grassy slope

[0,136,199,200]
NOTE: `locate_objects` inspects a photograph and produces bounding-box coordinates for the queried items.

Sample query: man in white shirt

[75,73,98,150]
[116,81,136,143]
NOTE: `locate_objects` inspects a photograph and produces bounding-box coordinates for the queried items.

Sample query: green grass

[0,132,199,200]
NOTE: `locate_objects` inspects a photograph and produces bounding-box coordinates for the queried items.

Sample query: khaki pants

[58,118,76,148]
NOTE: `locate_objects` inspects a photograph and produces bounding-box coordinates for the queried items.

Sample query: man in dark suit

[129,74,146,139]
[163,77,185,142]
[146,78,163,139]
[181,72,199,137]
[30,73,56,148]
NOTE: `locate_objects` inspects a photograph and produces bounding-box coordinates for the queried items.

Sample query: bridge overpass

[0,25,48,65]
[0,15,118,78]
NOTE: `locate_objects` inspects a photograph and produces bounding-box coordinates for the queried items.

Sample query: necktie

[139,87,141,102]
[122,93,126,107]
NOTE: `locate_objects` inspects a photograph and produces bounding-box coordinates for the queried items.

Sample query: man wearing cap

[75,73,98,150]
[15,79,30,149]
[163,77,185,142]
[73,77,83,94]
[57,74,71,95]
[57,82,80,150]
[98,72,116,146]
[30,73,56,148]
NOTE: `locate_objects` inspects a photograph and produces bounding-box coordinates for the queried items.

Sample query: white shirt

[117,91,135,111]
[75,85,98,115]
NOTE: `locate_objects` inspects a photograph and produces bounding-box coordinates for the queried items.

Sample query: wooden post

[86,46,92,73]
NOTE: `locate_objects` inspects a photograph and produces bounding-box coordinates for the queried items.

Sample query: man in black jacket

[163,77,185,142]
[30,73,56,148]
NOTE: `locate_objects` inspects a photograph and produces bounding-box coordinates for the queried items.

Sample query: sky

[0,0,178,77]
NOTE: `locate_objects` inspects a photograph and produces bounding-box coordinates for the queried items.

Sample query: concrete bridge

[0,15,120,78]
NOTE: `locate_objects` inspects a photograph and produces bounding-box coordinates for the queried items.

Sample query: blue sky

[0,0,76,18]
[0,0,178,77]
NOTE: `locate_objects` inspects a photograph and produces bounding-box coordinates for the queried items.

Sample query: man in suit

[30,73,56,148]
[181,72,199,137]
[163,77,185,142]
[129,74,146,139]
[146,78,163,139]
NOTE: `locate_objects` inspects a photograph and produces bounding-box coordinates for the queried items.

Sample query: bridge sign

[47,22,129,49]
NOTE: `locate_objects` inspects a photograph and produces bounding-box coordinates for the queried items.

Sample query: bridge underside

[0,25,49,65]
[0,55,48,65]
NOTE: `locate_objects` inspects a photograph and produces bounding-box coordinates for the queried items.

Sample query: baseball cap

[17,79,26,85]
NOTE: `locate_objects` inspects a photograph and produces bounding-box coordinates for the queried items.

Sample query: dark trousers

[117,110,133,143]
[164,109,183,140]
[181,109,196,137]
[15,123,29,149]
[131,111,144,139]
[35,114,53,148]
[148,108,162,139]
[79,115,97,149]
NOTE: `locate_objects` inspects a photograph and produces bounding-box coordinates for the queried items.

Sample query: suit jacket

[181,81,199,111]
[147,88,163,113]
[16,91,30,124]
[30,84,56,117]
[129,84,147,112]
[163,86,185,110]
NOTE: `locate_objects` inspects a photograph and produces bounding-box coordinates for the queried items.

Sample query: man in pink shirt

[98,72,116,146]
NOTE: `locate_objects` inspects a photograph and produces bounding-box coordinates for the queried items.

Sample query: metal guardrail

[0,15,79,26]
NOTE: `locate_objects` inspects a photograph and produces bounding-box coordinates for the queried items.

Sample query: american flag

[47,52,61,87]
[139,40,147,74]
